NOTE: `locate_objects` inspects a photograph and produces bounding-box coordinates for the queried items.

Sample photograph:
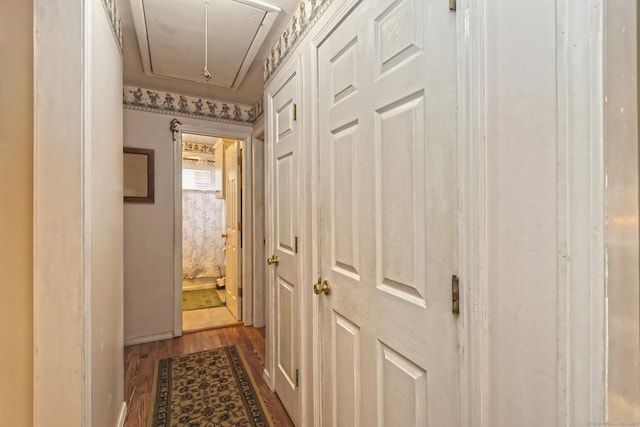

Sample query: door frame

[455,0,489,425]
[170,120,255,335]
[456,0,611,424]
[252,117,266,328]
[455,0,611,424]
[223,139,243,319]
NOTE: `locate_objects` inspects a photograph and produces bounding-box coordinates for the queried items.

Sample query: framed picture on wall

[123,147,154,203]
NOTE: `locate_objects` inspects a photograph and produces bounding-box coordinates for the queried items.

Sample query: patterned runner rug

[148,346,274,427]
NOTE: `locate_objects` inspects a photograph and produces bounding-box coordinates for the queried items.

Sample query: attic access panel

[134,0,280,89]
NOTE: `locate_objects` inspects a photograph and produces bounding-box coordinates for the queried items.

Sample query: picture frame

[123,147,155,203]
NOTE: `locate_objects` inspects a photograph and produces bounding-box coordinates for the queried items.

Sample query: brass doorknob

[221,233,228,238]
[267,255,279,265]
[313,277,331,295]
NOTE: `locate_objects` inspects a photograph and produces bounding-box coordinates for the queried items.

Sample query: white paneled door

[317,0,460,425]
[225,141,241,319]
[268,69,300,424]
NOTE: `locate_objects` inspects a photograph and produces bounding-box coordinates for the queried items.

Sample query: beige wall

[90,0,125,425]
[124,109,176,343]
[34,0,85,418]
[33,0,125,424]
[0,0,33,425]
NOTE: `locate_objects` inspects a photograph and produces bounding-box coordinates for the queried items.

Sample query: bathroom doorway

[181,132,243,332]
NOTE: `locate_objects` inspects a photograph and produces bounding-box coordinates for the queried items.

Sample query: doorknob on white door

[313,277,331,295]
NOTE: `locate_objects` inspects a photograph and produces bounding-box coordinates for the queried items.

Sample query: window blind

[182,159,215,191]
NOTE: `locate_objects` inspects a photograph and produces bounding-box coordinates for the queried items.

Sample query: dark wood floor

[124,325,294,427]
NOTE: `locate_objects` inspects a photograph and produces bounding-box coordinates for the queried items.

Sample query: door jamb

[456,1,488,426]
[455,0,610,425]
[555,1,608,424]
[252,116,266,328]
[170,120,254,336]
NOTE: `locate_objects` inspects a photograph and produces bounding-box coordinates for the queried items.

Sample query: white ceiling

[119,0,299,104]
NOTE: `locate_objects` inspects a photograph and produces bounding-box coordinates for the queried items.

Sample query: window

[182,158,215,191]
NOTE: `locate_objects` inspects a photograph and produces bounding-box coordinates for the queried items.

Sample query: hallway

[123,326,294,426]
[1,0,638,425]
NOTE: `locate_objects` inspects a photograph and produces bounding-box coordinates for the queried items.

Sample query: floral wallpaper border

[253,97,264,120]
[182,141,215,155]
[123,85,257,126]
[263,0,335,83]
[101,0,122,49]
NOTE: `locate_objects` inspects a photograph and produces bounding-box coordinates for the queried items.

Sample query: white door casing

[266,65,301,423]
[170,122,254,335]
[316,0,460,425]
[225,140,242,319]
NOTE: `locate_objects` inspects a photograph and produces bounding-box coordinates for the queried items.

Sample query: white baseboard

[116,401,127,427]
[124,331,174,346]
[263,368,273,390]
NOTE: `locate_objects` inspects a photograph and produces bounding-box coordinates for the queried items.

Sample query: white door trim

[456,1,488,426]
[251,116,266,328]
[457,1,610,424]
[170,120,254,336]
[555,1,607,425]
[170,119,183,336]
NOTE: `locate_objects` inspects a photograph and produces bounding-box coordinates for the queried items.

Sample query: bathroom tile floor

[182,287,242,332]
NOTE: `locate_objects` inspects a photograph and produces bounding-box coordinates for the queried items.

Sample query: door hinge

[293,103,297,121]
[238,222,242,231]
[237,155,242,166]
[449,0,456,11]
[294,236,298,253]
[295,368,299,387]
[452,274,460,315]
[238,287,243,298]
